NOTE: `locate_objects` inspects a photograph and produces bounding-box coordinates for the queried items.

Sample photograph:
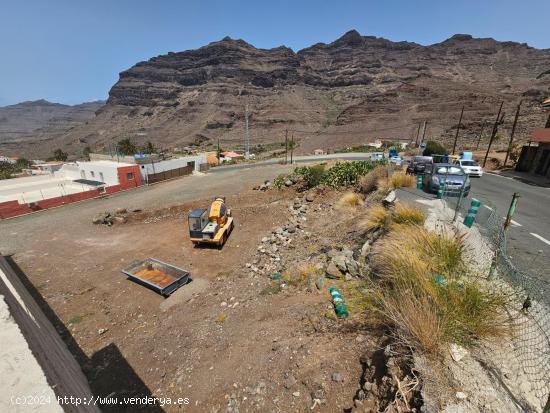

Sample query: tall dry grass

[359,205,392,233]
[390,172,416,189]
[392,203,426,226]
[371,225,510,353]
[358,165,390,194]
[337,192,364,209]
[359,203,426,234]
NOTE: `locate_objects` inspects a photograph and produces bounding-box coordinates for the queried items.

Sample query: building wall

[76,162,122,185]
[117,165,142,188]
[138,154,207,180]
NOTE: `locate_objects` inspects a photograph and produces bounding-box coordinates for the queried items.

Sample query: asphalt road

[468,172,550,280]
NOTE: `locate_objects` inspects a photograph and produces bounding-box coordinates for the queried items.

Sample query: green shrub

[294,164,326,188]
[423,140,448,156]
[321,161,377,188]
[273,174,288,189]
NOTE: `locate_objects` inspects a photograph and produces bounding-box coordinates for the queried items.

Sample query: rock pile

[325,248,361,279]
[92,208,129,226]
[253,180,272,191]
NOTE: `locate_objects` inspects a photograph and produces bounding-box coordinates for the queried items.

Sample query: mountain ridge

[1,30,549,158]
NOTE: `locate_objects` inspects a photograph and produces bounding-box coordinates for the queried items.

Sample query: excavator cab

[188,197,233,246]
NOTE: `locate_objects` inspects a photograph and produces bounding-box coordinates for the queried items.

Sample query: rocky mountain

[0,99,104,157]
[3,30,550,158]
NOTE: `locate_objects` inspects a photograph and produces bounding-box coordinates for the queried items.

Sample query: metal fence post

[504,192,520,230]
[453,174,469,222]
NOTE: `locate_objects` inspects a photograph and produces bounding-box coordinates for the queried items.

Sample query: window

[90,171,95,178]
[80,170,86,179]
[126,172,134,180]
[99,172,104,182]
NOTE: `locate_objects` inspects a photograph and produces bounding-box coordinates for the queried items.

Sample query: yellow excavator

[188,197,234,247]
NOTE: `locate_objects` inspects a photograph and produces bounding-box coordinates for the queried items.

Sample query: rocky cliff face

[4,31,550,158]
[0,100,104,157]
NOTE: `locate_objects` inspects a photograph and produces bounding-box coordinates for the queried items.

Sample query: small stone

[455,392,468,400]
[284,180,293,187]
[98,328,107,335]
[315,276,325,290]
[331,372,343,382]
[292,391,300,397]
[305,193,315,202]
[450,343,468,362]
[221,301,228,307]
[360,240,371,257]
[284,374,297,389]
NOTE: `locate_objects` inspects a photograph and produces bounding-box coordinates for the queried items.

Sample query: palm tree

[117,138,137,156]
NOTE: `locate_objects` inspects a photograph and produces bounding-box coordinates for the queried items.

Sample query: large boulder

[325,261,343,279]
[332,255,348,273]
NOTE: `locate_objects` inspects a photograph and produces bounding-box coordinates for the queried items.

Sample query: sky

[1,0,549,106]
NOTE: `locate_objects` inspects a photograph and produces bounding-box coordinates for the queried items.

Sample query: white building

[137,153,206,179]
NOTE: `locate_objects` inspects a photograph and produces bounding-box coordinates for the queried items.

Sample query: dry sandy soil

[0,166,406,412]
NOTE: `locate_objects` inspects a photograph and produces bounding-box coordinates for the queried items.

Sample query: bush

[358,165,390,194]
[321,161,376,188]
[294,164,326,189]
[273,174,288,189]
[423,140,448,156]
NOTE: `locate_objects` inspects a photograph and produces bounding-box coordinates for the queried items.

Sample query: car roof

[433,163,458,167]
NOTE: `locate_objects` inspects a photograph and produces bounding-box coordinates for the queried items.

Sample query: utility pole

[244,104,250,160]
[475,121,486,151]
[452,105,464,155]
[290,132,295,164]
[284,129,289,164]
[483,101,504,168]
[504,100,522,167]
[420,120,428,145]
[415,122,422,146]
[217,138,221,166]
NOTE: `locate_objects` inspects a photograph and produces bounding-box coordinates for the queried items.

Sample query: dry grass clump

[371,225,510,353]
[359,203,426,234]
[358,165,390,194]
[283,263,321,288]
[390,172,416,189]
[337,191,364,208]
[359,205,392,233]
[392,203,426,226]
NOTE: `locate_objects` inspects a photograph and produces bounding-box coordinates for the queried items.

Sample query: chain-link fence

[440,185,550,411]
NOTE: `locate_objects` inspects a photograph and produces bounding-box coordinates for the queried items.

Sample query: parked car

[370,152,385,161]
[422,163,470,196]
[389,156,403,165]
[453,159,483,177]
[406,156,433,174]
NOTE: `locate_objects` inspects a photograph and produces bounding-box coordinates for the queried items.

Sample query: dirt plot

[0,166,416,412]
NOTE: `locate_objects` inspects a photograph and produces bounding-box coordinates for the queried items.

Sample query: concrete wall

[0,256,99,413]
[138,154,207,180]
[75,161,130,186]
